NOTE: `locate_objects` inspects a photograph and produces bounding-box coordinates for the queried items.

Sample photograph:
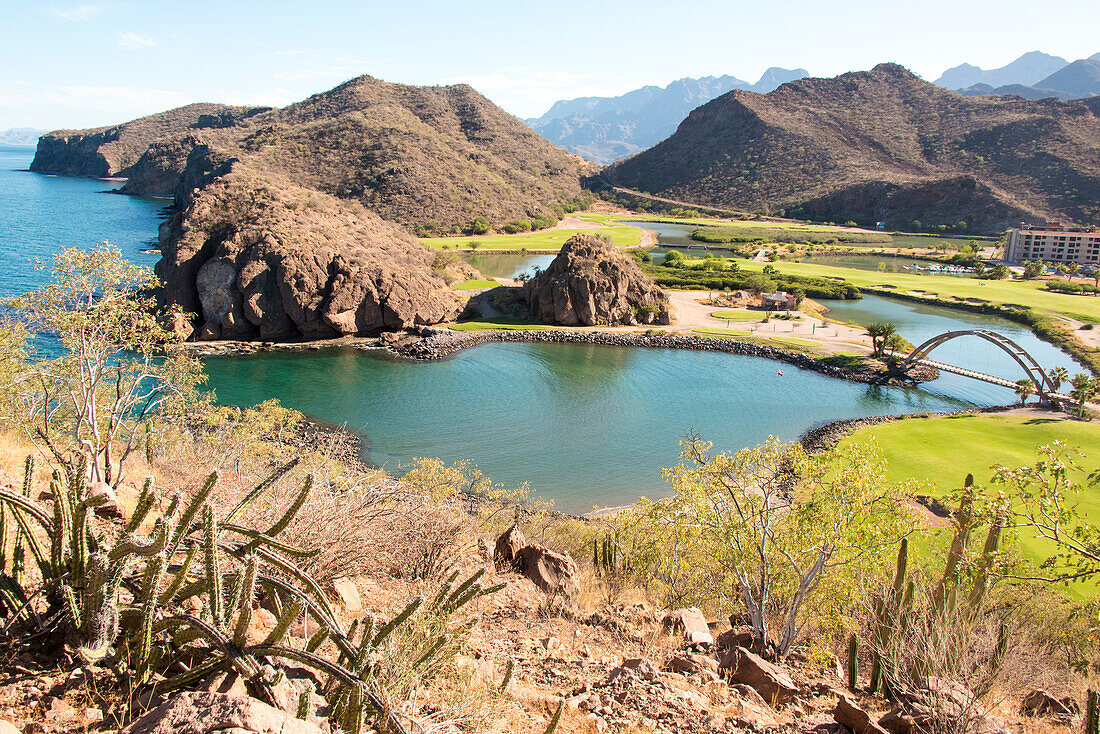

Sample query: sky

[2,0,1099,131]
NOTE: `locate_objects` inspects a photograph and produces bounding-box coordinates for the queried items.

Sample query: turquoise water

[201,342,974,512]
[0,146,164,300]
[0,145,1071,512]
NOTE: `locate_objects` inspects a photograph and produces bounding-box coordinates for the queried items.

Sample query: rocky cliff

[607,63,1100,230]
[158,171,472,341]
[524,234,670,327]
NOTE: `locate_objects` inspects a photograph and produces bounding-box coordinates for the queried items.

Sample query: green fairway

[737,259,1100,322]
[454,279,499,290]
[839,413,1100,594]
[447,317,557,332]
[421,221,645,251]
[692,327,752,337]
[710,310,766,321]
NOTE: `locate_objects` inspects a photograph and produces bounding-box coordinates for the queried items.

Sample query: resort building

[1004,223,1100,266]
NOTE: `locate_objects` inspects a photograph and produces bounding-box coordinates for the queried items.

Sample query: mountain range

[607,63,1100,232]
[940,52,1100,100]
[525,68,807,163]
[0,127,46,146]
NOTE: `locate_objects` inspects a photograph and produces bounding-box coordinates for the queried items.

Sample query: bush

[1045,278,1100,295]
[467,216,491,235]
[501,220,532,234]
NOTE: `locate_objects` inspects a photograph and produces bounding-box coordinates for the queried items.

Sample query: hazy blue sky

[2,0,1098,131]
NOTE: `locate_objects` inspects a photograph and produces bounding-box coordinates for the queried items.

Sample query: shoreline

[384,328,934,388]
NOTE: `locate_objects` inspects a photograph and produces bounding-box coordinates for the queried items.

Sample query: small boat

[777,370,783,377]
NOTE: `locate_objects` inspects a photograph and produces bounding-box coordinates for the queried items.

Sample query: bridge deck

[913,358,1069,400]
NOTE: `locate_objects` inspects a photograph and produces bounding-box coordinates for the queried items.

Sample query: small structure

[761,291,796,311]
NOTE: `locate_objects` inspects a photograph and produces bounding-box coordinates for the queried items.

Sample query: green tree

[619,436,914,658]
[4,243,204,487]
[987,264,1009,280]
[468,216,490,235]
[866,322,898,359]
[1069,373,1096,418]
[1048,366,1070,393]
[1013,378,1035,405]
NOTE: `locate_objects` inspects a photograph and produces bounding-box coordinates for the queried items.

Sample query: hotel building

[1004,223,1100,266]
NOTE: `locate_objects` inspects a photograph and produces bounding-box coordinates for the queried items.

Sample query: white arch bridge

[901,329,1066,402]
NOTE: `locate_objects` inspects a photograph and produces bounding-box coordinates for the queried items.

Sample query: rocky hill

[157,171,474,341]
[31,75,592,341]
[524,233,670,326]
[606,64,1100,231]
[31,76,588,231]
[526,69,807,164]
[30,103,270,179]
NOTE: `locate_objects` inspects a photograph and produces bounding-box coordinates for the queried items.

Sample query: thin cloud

[117,32,156,50]
[51,4,102,22]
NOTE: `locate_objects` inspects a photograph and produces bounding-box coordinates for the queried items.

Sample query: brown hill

[30,103,270,179]
[31,75,591,341]
[31,75,589,231]
[607,63,1100,231]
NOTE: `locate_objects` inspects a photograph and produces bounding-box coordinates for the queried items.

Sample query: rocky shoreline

[798,403,1018,454]
[387,328,935,387]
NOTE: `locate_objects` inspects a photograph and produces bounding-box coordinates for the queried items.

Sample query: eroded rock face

[523,234,671,326]
[718,647,799,706]
[157,174,471,341]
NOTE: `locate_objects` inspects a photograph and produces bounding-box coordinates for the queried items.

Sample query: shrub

[467,216,490,235]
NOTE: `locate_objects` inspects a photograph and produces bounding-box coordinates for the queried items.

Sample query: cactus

[1087,689,1099,734]
[1,456,498,734]
[543,701,564,734]
[847,633,858,691]
[869,537,912,695]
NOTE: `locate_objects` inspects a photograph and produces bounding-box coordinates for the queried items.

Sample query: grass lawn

[767,336,821,348]
[710,310,766,321]
[838,413,1100,596]
[454,279,499,290]
[447,317,557,332]
[692,328,752,337]
[736,259,1100,322]
[421,220,645,251]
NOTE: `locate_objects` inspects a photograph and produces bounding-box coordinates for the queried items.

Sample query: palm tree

[866,322,898,359]
[1048,366,1070,393]
[1066,262,1080,281]
[1014,378,1035,405]
[1069,373,1096,418]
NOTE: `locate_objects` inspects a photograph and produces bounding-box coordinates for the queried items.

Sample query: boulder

[87,481,123,519]
[523,234,671,326]
[330,577,362,613]
[513,544,579,596]
[665,652,719,677]
[1020,689,1077,721]
[835,692,890,734]
[494,524,525,566]
[716,625,758,651]
[0,722,21,734]
[121,691,323,734]
[718,647,799,706]
[661,608,710,639]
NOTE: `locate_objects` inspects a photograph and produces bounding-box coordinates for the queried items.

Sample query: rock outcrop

[158,174,471,340]
[514,544,580,596]
[121,691,323,734]
[523,234,671,326]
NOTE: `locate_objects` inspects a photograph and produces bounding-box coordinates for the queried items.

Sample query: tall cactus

[847,634,858,691]
[870,537,912,695]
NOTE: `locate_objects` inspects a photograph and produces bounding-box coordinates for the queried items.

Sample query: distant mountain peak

[0,127,46,146]
[525,68,809,164]
[934,51,1069,89]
